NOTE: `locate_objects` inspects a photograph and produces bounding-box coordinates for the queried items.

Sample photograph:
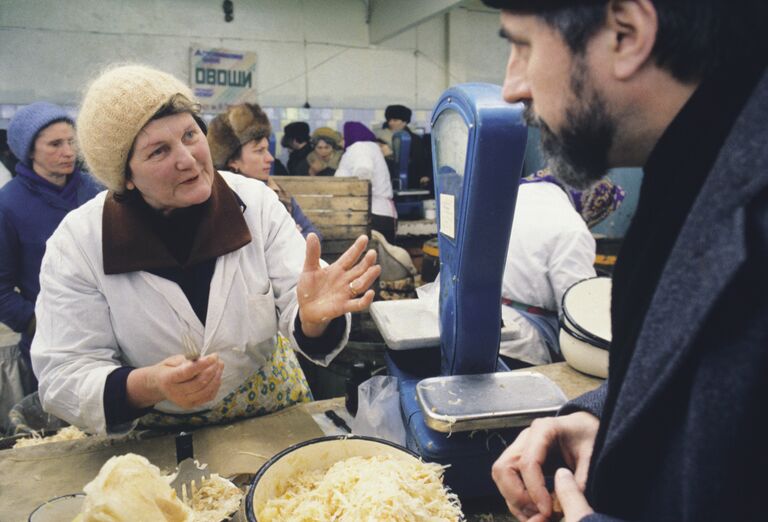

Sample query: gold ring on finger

[348,281,358,297]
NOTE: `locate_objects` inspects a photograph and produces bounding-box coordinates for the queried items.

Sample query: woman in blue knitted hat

[0,102,102,391]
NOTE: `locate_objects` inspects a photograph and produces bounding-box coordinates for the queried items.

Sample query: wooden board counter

[0,363,601,521]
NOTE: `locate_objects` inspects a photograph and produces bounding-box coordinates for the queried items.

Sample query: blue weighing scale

[392,130,411,192]
[371,83,567,499]
[392,130,430,219]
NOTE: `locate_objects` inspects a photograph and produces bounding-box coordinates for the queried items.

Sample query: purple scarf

[521,168,625,228]
[343,122,376,149]
[15,162,82,209]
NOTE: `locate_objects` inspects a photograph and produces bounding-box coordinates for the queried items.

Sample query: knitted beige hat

[77,64,195,193]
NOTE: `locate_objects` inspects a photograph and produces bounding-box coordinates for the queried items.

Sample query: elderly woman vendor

[30,65,380,435]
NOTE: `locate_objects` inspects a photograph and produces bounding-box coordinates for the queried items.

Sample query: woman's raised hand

[297,233,381,337]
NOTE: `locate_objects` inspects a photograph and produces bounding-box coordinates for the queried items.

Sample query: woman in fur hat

[30,65,380,434]
[208,103,321,239]
[306,127,342,177]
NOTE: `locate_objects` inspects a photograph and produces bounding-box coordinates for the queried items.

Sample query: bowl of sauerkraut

[246,435,464,521]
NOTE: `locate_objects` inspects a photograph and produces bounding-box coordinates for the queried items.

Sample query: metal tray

[369,299,521,350]
[416,371,567,433]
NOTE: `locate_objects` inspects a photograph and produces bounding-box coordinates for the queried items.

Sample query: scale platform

[416,371,566,433]
[370,299,521,350]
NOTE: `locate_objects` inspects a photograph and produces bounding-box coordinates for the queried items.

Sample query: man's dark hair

[485,0,767,82]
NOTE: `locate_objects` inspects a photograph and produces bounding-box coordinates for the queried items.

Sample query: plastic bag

[416,279,440,313]
[8,392,68,435]
[349,375,406,447]
[0,343,29,435]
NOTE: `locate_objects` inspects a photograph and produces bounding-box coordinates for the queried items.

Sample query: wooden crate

[272,176,371,260]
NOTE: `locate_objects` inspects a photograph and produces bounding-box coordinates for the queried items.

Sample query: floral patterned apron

[138,335,312,429]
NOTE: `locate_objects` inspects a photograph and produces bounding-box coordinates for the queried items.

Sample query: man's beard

[523,61,615,190]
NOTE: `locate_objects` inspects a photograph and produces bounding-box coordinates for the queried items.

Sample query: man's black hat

[281,121,310,147]
[482,0,606,9]
[384,104,412,123]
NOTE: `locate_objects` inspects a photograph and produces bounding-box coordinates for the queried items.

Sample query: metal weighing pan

[416,371,567,433]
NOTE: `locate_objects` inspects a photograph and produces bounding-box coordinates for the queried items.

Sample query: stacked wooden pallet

[272,176,371,261]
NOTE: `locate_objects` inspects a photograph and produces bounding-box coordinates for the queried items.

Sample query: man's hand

[127,354,224,409]
[491,411,599,521]
[555,467,594,521]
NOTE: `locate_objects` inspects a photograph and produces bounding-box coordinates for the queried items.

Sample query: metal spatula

[170,432,211,501]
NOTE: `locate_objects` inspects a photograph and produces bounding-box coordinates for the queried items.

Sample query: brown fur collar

[102,171,251,274]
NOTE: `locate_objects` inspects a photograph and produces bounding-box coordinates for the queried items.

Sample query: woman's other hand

[297,233,381,337]
[127,353,224,409]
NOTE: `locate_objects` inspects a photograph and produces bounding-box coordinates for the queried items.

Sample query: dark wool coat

[0,167,101,359]
[565,68,768,521]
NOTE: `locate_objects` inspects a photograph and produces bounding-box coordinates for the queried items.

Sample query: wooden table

[0,363,601,521]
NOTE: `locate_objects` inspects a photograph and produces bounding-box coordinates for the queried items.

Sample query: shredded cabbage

[13,425,87,448]
[258,454,463,521]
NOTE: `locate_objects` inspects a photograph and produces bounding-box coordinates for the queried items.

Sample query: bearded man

[482,1,768,520]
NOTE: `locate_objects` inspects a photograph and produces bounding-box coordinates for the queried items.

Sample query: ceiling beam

[369,0,463,44]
